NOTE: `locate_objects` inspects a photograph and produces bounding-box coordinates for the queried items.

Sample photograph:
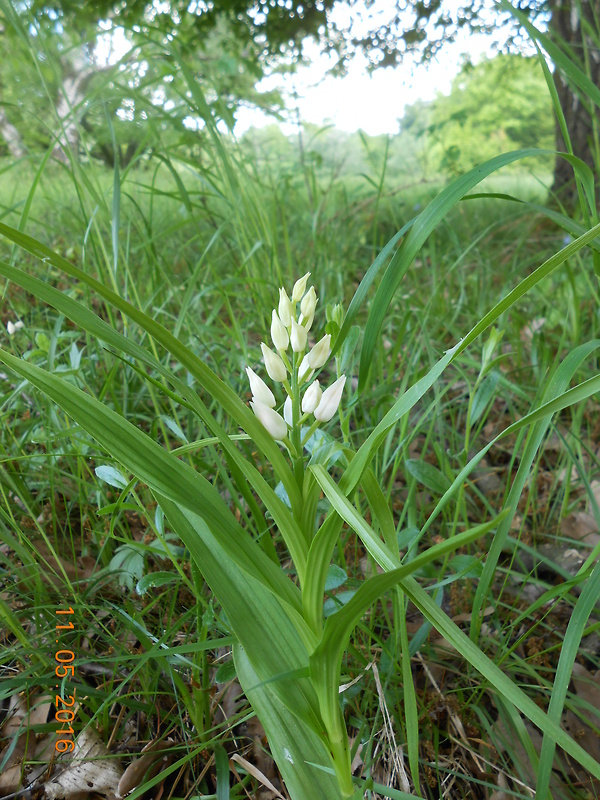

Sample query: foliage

[414,54,555,175]
[1,51,600,795]
[1,2,600,798]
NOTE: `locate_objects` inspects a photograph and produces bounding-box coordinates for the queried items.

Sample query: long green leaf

[470,340,600,636]
[400,575,600,781]
[502,0,600,113]
[536,560,600,795]
[0,222,301,513]
[358,148,551,389]
[0,256,309,578]
[344,222,600,494]
[234,644,344,800]
[158,498,321,732]
[0,347,304,622]
[0,346,345,794]
[309,514,504,744]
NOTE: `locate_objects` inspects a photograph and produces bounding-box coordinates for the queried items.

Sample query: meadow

[0,51,600,800]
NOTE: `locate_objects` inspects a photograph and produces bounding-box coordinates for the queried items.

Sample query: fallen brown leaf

[44,725,123,799]
[116,737,173,799]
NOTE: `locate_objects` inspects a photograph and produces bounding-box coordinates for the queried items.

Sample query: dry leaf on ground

[44,725,123,799]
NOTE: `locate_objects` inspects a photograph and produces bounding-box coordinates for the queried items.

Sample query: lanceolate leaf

[0,345,344,792]
[0,256,309,579]
[400,574,600,781]
[343,221,600,493]
[309,516,505,743]
[234,645,344,800]
[0,347,303,622]
[357,148,550,390]
[470,340,600,635]
[0,222,301,513]
[157,498,322,731]
[536,560,600,797]
[310,456,600,779]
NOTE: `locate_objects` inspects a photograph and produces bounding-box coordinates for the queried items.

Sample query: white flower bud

[298,355,313,383]
[290,318,308,352]
[246,367,276,408]
[271,310,289,351]
[299,286,317,330]
[301,380,322,414]
[283,395,293,426]
[7,320,24,335]
[278,288,293,327]
[314,375,346,422]
[261,343,288,382]
[250,400,288,440]
[291,272,310,303]
[306,334,331,369]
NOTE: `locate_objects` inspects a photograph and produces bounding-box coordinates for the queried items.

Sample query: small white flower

[291,272,311,303]
[261,343,288,382]
[250,400,288,440]
[283,395,293,426]
[306,334,331,369]
[298,355,313,383]
[7,320,24,336]
[314,375,346,422]
[246,367,276,408]
[301,380,322,414]
[278,288,294,327]
[299,286,317,330]
[271,310,289,351]
[290,318,308,353]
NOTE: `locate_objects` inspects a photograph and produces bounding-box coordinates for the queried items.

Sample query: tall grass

[1,4,600,798]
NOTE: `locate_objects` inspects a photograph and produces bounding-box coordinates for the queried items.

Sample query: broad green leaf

[109,546,145,590]
[214,660,237,684]
[342,222,600,494]
[324,564,348,592]
[156,497,322,734]
[470,340,600,636]
[448,554,483,579]
[405,459,451,494]
[234,644,344,800]
[323,591,357,618]
[161,416,188,443]
[309,516,504,755]
[303,513,346,634]
[135,572,179,596]
[400,574,600,782]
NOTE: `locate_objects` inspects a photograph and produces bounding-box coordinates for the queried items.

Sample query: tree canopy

[0,0,597,201]
[425,54,554,174]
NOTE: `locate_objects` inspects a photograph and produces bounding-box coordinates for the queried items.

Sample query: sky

[234,1,507,137]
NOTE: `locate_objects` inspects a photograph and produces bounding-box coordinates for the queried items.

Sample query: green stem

[301,418,321,446]
[327,711,354,798]
[290,352,304,489]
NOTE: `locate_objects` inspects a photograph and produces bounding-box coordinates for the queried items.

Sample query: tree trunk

[53,69,92,162]
[550,0,600,207]
[0,106,26,159]
[52,49,101,163]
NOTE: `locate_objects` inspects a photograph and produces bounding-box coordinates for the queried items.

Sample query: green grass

[1,30,600,799]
